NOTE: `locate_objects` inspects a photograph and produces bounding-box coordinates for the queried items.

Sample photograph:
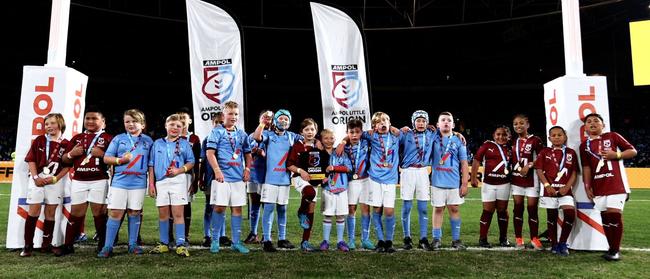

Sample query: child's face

[437,115,454,133]
[301,124,316,141]
[322,133,335,149]
[347,127,362,144]
[84,112,104,132]
[123,115,143,134]
[585,116,604,136]
[414,118,427,132]
[223,107,239,127]
[548,128,566,147]
[493,128,509,145]
[374,115,391,133]
[512,117,529,135]
[44,117,60,136]
[166,120,183,138]
[276,115,290,130]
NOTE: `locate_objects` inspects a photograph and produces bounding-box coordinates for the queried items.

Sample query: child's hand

[91,146,105,157]
[149,185,157,198]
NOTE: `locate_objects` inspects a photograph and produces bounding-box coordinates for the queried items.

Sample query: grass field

[1,183,649,278]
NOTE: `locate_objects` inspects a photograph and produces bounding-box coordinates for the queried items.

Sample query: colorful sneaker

[175,246,190,257]
[337,241,350,252]
[320,240,330,251]
[231,242,250,254]
[202,236,211,248]
[128,244,144,255]
[150,243,170,254]
[74,232,88,244]
[515,237,525,249]
[419,238,433,251]
[20,245,33,257]
[479,239,492,248]
[451,240,467,250]
[210,239,220,254]
[97,247,112,258]
[348,241,356,250]
[278,239,295,249]
[244,232,260,244]
[403,236,413,250]
[530,237,544,251]
[557,243,570,256]
[301,241,316,252]
[219,236,233,247]
[384,240,396,253]
[262,241,277,252]
[298,213,310,229]
[361,239,376,250]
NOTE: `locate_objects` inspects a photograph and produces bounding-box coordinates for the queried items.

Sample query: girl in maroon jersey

[510,114,544,249]
[21,113,71,257]
[472,126,512,248]
[535,126,578,256]
[580,113,636,261]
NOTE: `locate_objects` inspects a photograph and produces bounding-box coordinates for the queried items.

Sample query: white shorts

[593,194,627,212]
[260,184,290,205]
[292,176,318,201]
[322,190,349,216]
[348,178,370,205]
[247,181,263,194]
[511,184,540,198]
[366,179,396,208]
[107,187,146,210]
[431,186,464,207]
[156,175,189,207]
[211,181,247,207]
[539,195,575,209]
[481,183,511,202]
[70,179,109,205]
[26,176,65,205]
[400,167,431,201]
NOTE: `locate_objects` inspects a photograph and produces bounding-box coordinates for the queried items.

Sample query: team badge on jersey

[202,59,235,104]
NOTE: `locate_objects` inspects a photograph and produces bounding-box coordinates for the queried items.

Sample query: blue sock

[210,208,219,239]
[127,215,140,246]
[336,220,345,243]
[262,203,275,242]
[203,200,212,237]
[385,215,396,241]
[220,215,227,237]
[159,220,170,245]
[323,220,332,242]
[361,214,370,241]
[103,217,121,249]
[250,203,261,235]
[214,211,226,242]
[175,223,185,246]
[231,215,242,244]
[433,228,442,240]
[372,212,384,241]
[402,200,413,237]
[347,215,356,243]
[277,204,287,240]
[417,200,429,240]
[450,218,461,241]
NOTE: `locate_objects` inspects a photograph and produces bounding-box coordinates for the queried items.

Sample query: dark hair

[548,125,567,135]
[84,106,104,118]
[347,119,363,131]
[513,113,529,122]
[494,125,511,138]
[439,111,453,117]
[176,107,191,115]
[582,113,604,124]
[300,118,318,132]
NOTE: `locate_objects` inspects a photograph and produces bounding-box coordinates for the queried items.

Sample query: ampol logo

[331,64,362,108]
[202,59,235,104]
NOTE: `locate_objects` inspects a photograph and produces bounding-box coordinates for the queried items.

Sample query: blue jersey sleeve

[105,135,119,157]
[206,128,221,150]
[148,141,157,167]
[459,141,468,162]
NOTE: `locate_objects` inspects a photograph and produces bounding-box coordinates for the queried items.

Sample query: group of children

[19,103,636,261]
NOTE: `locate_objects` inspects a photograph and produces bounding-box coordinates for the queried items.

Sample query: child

[471,125,512,248]
[511,114,544,249]
[21,113,71,257]
[176,110,201,245]
[98,109,154,257]
[148,114,195,256]
[206,101,251,254]
[319,129,352,251]
[60,108,113,255]
[430,112,469,250]
[580,113,636,261]
[535,126,578,256]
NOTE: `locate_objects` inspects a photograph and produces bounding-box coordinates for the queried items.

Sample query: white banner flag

[543,75,612,251]
[311,2,371,143]
[186,0,245,140]
[6,66,87,249]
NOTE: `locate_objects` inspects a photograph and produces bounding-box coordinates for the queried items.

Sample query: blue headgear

[411,110,429,127]
[274,109,292,130]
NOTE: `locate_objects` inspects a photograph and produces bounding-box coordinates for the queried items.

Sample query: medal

[83,131,103,165]
[439,159,444,165]
[43,167,50,175]
[383,162,388,167]
[233,153,239,160]
[514,162,521,172]
[438,135,453,165]
[504,169,509,175]
[81,156,90,166]
[490,141,509,175]
[378,133,391,168]
[353,174,359,180]
[555,168,565,182]
[124,152,132,160]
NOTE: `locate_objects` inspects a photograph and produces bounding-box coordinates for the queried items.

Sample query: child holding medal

[580,113,637,261]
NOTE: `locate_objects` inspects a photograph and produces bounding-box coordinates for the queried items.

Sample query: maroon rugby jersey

[474,141,511,185]
[510,135,544,187]
[66,131,113,181]
[579,132,634,196]
[25,135,70,177]
[534,147,578,197]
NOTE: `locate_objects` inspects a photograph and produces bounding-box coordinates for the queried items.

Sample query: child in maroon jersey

[472,126,512,248]
[580,113,636,261]
[21,113,71,257]
[535,126,578,256]
[510,114,544,249]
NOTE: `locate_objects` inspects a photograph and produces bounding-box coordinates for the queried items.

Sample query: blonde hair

[320,128,334,138]
[44,113,66,134]
[124,109,146,127]
[166,113,182,124]
[224,101,239,110]
[371,112,389,128]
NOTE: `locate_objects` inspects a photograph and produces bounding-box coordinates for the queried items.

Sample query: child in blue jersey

[430,112,469,250]
[243,110,273,244]
[206,101,251,254]
[148,114,195,256]
[319,129,353,252]
[253,109,302,252]
[98,109,154,257]
[398,110,437,251]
